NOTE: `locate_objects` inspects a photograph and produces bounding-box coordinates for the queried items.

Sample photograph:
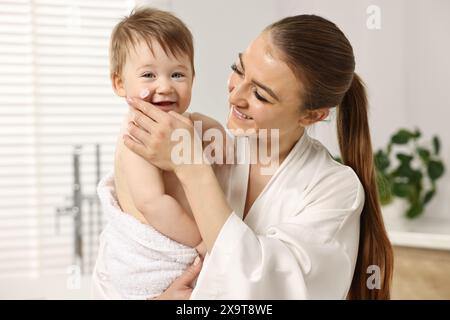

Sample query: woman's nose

[228,81,248,107]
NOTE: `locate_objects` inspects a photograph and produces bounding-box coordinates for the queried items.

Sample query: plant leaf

[374,150,390,171]
[416,147,430,164]
[428,161,445,181]
[376,170,392,205]
[393,164,414,178]
[423,189,435,204]
[406,202,423,219]
[432,136,441,155]
[392,182,413,198]
[396,153,413,165]
[391,129,414,145]
[409,169,423,185]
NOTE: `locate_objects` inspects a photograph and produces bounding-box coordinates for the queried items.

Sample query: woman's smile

[231,105,254,121]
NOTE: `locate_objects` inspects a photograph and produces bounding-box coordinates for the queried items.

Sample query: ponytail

[337,73,393,299]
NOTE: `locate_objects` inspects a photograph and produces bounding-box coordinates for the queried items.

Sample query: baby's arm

[120,138,201,248]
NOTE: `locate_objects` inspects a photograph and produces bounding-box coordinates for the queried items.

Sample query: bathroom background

[0,0,449,299]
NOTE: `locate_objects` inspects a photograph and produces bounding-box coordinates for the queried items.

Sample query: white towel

[92,171,198,300]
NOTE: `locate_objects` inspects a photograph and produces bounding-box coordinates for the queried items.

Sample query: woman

[120,14,393,299]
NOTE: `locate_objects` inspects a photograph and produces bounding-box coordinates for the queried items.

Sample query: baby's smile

[138,88,179,112]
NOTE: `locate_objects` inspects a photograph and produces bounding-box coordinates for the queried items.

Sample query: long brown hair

[266,15,393,299]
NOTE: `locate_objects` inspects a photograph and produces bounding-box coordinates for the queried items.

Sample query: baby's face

[115,39,193,114]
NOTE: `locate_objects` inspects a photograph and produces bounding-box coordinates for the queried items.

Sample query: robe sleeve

[190,169,365,300]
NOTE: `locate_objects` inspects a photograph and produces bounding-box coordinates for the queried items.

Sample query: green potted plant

[374,128,445,218]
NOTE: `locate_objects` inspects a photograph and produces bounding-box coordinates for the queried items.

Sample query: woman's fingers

[130,108,157,133]
[123,134,149,159]
[169,110,193,126]
[195,242,207,260]
[126,96,165,123]
[174,256,202,288]
[127,121,151,144]
[149,257,202,300]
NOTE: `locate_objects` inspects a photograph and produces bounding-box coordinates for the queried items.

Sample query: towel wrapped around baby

[91,171,198,300]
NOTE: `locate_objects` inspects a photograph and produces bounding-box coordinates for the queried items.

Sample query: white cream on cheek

[139,88,150,99]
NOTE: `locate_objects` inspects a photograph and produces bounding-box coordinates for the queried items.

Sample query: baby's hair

[109,6,195,79]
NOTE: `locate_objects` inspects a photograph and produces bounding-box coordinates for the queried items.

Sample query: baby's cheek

[180,88,192,107]
[139,88,150,99]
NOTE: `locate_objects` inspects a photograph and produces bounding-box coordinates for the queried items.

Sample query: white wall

[142,0,450,220]
[403,0,450,219]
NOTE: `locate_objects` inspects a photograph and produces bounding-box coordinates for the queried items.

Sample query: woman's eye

[172,72,185,79]
[231,63,243,76]
[253,89,269,103]
[142,72,156,79]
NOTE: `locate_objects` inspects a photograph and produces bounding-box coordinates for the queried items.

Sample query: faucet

[56,145,83,272]
[55,144,102,274]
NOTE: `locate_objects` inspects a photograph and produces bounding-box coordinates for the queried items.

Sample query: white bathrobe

[94,131,364,299]
[190,132,364,299]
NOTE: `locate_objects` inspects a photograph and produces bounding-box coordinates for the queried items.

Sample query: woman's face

[226,32,305,138]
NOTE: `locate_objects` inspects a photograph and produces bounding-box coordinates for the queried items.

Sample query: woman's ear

[298,107,330,126]
[111,73,126,97]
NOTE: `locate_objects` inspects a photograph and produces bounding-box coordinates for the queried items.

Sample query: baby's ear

[111,72,126,97]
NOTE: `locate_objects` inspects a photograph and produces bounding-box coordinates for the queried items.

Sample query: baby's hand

[195,241,207,260]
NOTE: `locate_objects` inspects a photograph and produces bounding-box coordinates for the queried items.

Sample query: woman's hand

[124,97,203,172]
[195,241,207,260]
[151,256,203,300]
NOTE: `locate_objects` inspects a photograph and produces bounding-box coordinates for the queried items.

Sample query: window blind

[0,0,133,279]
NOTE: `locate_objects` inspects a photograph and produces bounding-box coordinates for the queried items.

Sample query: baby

[91,7,204,300]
